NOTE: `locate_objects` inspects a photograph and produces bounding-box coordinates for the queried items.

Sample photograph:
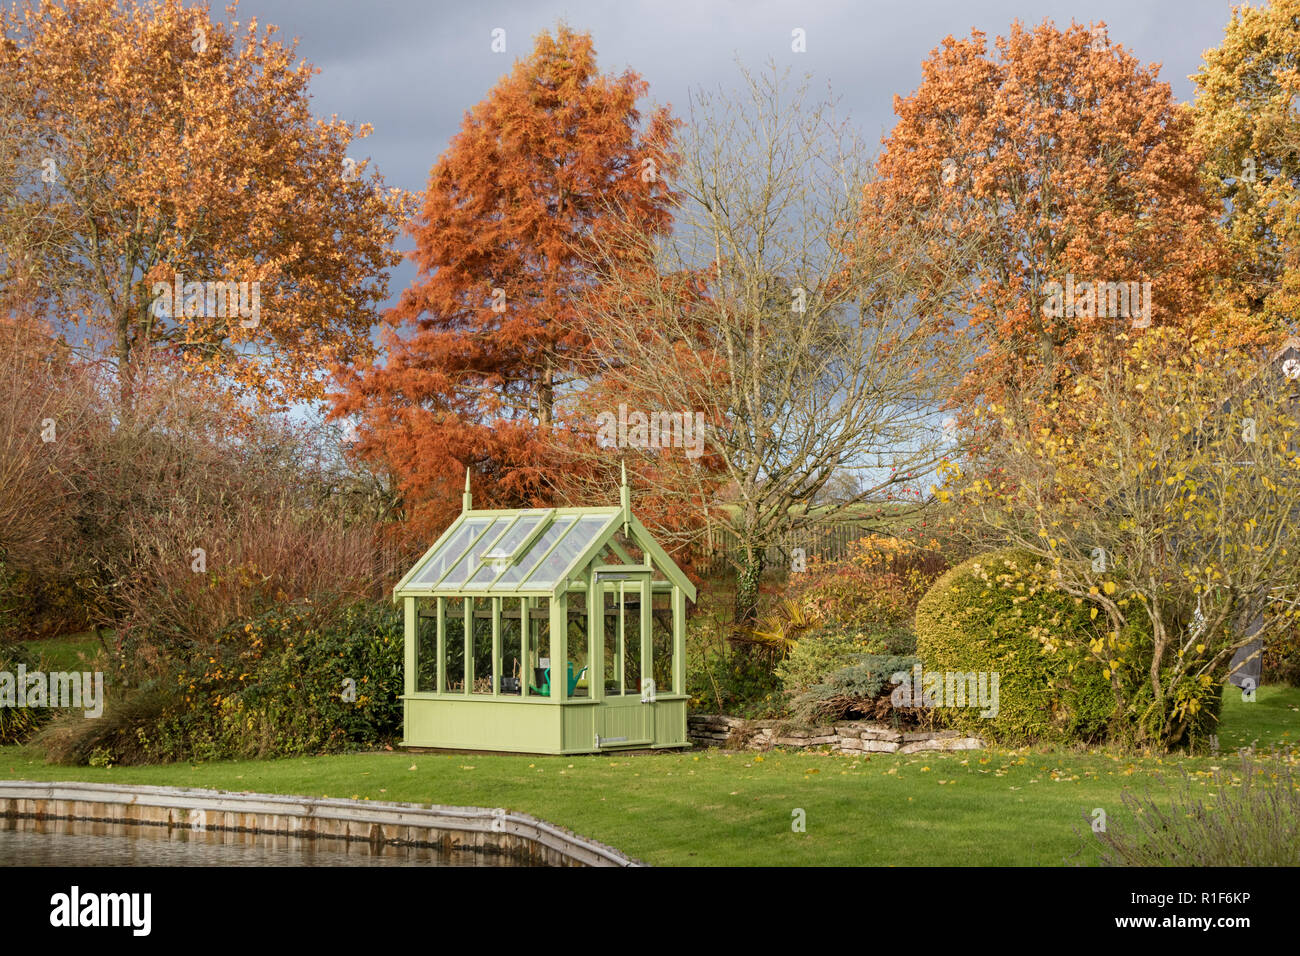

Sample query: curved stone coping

[0,780,642,867]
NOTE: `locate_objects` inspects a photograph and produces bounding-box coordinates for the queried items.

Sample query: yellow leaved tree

[952,330,1300,747]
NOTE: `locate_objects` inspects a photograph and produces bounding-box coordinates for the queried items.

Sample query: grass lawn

[14,631,105,671]
[2,685,1296,866]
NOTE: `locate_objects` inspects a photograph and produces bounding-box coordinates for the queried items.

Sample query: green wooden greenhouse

[392,467,696,754]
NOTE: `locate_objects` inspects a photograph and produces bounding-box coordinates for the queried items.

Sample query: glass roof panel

[466,513,545,586]
[493,515,577,588]
[437,516,513,588]
[397,508,625,595]
[409,517,493,586]
[522,514,614,588]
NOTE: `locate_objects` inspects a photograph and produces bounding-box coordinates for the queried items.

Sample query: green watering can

[529,662,588,697]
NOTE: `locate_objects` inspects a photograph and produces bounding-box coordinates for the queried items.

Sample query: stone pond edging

[688,715,984,755]
[0,780,642,867]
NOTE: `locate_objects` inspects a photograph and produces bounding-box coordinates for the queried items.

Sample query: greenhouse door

[596,571,654,748]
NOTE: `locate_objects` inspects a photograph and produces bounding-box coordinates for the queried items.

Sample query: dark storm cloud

[237,0,1239,303]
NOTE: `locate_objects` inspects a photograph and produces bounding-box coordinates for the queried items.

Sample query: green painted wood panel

[403,698,565,753]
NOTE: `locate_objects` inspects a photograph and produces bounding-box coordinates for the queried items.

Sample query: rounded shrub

[791,534,947,629]
[913,549,1117,745]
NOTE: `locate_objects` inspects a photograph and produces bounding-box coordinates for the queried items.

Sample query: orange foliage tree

[333,24,677,540]
[867,20,1225,412]
[0,0,409,408]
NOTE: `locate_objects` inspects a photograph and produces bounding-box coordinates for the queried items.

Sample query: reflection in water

[0,817,519,867]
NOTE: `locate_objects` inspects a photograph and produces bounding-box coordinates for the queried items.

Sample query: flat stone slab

[861,740,902,753]
[898,737,984,754]
[686,715,983,754]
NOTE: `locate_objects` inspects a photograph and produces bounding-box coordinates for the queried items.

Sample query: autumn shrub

[155,598,403,762]
[0,345,399,681]
[1262,627,1300,687]
[0,561,27,639]
[913,549,1121,746]
[0,561,92,641]
[65,367,392,679]
[788,534,947,629]
[955,332,1291,749]
[1088,757,1300,866]
[716,534,943,717]
[109,492,383,674]
[0,316,100,639]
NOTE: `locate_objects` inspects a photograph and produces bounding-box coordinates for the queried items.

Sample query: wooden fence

[698,518,883,575]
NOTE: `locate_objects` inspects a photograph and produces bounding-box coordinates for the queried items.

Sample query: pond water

[0,817,520,866]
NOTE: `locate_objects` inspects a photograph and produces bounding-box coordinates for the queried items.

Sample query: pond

[0,817,523,866]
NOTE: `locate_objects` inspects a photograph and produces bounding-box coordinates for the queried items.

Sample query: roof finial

[462,465,473,512]
[620,459,630,535]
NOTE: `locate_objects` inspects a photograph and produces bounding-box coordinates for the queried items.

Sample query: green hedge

[159,599,404,761]
[913,549,1117,745]
[38,598,404,765]
[0,643,50,744]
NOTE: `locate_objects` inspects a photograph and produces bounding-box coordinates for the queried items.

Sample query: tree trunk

[537,359,554,427]
[117,305,133,409]
[734,546,764,627]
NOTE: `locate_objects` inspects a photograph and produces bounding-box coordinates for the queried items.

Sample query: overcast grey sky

[241,0,1242,303]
